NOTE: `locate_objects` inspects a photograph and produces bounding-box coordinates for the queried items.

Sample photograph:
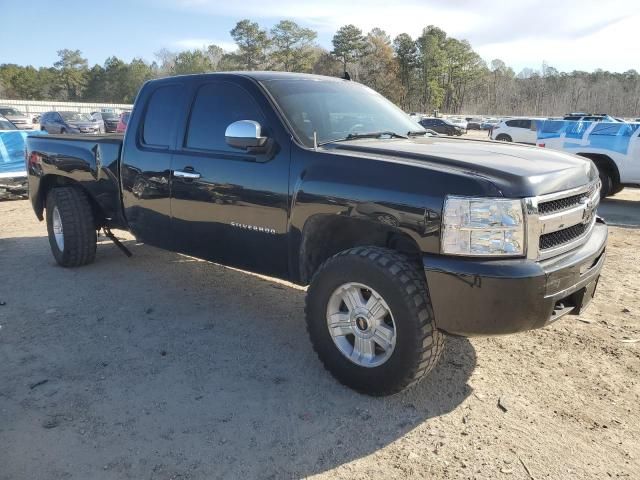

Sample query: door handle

[173,169,201,179]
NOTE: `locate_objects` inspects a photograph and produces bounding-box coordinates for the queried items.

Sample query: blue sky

[1,0,639,73]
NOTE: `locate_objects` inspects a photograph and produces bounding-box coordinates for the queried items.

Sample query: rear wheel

[305,247,444,396]
[46,187,97,267]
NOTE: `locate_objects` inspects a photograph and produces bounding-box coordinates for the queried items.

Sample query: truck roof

[147,71,348,86]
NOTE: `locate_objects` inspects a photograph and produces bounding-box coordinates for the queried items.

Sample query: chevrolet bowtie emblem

[580,196,595,223]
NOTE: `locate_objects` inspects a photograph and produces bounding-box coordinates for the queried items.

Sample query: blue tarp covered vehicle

[0,130,47,199]
[536,120,640,197]
[0,130,47,176]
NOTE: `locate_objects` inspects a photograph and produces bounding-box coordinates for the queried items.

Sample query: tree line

[1,19,639,117]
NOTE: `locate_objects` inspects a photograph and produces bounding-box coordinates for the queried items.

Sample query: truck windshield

[261,78,424,147]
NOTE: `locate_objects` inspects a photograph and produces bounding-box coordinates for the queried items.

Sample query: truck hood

[327,137,598,197]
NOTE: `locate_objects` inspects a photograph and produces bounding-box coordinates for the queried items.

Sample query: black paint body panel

[425,221,607,336]
[25,72,605,337]
[27,134,126,227]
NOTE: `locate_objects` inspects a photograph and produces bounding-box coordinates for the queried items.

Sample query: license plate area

[550,275,600,321]
[569,275,600,315]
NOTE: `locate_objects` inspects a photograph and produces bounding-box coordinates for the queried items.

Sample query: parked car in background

[563,113,618,122]
[90,112,106,133]
[418,117,463,136]
[466,118,483,130]
[1,116,46,182]
[40,111,102,134]
[0,106,33,130]
[423,129,441,136]
[0,114,18,131]
[448,117,468,132]
[537,119,640,198]
[490,117,544,144]
[116,111,131,133]
[480,118,500,130]
[92,111,121,133]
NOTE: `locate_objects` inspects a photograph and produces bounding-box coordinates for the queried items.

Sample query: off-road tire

[305,246,444,396]
[46,186,97,267]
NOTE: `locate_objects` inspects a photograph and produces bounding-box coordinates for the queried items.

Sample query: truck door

[169,80,290,278]
[120,81,189,250]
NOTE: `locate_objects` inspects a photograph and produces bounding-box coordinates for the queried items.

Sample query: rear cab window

[142,84,186,148]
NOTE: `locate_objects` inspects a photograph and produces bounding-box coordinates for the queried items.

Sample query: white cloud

[474,13,640,73]
[163,0,481,36]
[171,38,236,52]
[159,0,640,72]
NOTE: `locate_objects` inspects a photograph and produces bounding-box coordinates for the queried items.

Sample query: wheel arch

[35,175,106,227]
[297,214,422,285]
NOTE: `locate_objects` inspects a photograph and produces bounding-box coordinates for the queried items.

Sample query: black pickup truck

[26,72,607,395]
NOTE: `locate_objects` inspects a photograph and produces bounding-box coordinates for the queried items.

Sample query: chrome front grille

[525,180,600,260]
[539,222,589,250]
[537,182,597,215]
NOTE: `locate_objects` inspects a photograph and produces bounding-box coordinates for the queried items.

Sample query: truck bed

[26,133,126,227]
[41,133,124,144]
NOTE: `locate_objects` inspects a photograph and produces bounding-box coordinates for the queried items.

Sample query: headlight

[441,196,525,256]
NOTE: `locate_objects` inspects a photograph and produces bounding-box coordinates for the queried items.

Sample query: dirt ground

[1,190,639,480]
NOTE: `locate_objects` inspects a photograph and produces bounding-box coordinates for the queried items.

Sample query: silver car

[0,106,33,130]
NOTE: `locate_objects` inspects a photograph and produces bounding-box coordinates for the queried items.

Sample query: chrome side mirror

[225,120,267,150]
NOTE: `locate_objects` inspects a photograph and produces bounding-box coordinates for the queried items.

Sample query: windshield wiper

[407,130,429,137]
[319,131,408,146]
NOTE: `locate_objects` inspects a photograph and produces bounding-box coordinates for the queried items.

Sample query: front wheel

[496,134,512,142]
[46,187,97,267]
[305,247,444,396]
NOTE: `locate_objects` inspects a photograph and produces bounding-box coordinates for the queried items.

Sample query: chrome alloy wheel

[326,282,397,368]
[52,206,64,251]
